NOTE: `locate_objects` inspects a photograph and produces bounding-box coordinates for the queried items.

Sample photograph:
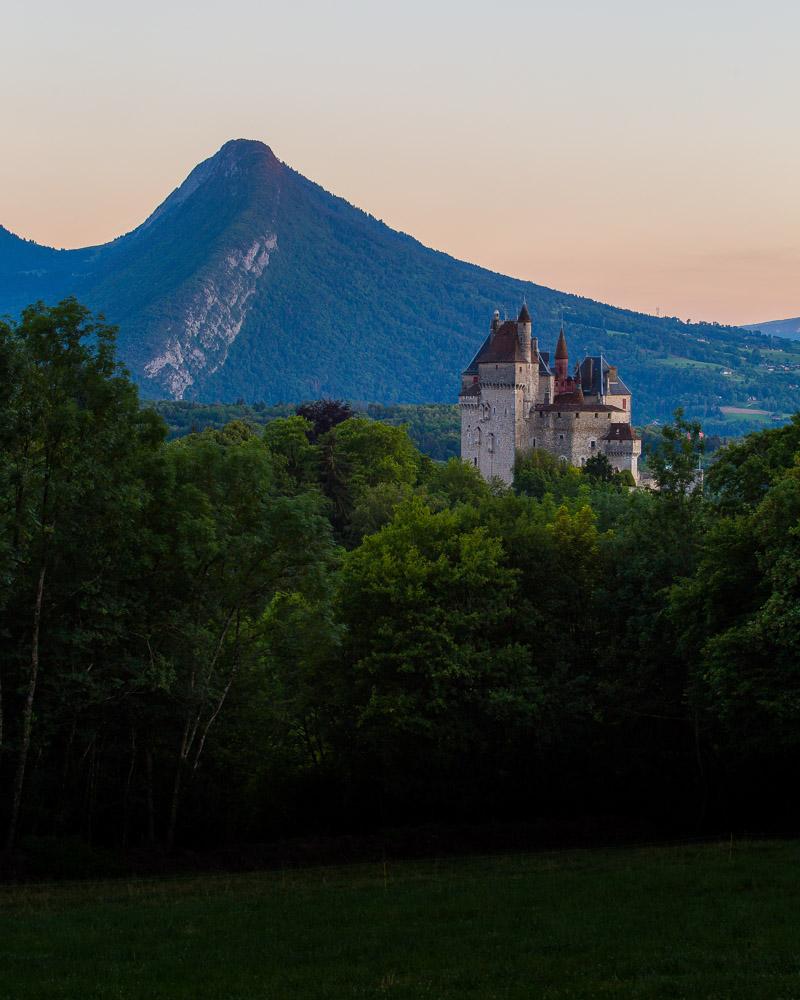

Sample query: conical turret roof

[518,302,531,323]
[555,325,568,360]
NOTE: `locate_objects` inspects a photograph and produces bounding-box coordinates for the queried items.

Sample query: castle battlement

[459,306,641,484]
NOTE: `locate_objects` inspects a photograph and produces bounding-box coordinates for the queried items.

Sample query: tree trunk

[5,561,46,852]
[165,607,239,851]
[122,728,137,849]
[85,739,98,845]
[145,748,156,845]
[56,717,77,835]
[165,720,191,853]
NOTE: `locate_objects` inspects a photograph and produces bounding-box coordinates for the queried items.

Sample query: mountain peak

[134,138,281,236]
[210,138,281,174]
[216,138,276,158]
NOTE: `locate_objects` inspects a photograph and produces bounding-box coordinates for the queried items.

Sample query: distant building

[459,305,641,484]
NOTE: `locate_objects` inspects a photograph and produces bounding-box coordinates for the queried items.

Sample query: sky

[1,0,798,325]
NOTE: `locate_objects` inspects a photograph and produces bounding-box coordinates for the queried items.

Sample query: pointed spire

[555,325,568,360]
[518,302,531,324]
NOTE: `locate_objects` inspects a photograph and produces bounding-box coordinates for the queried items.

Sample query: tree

[421,457,490,508]
[319,418,421,543]
[513,448,582,500]
[263,415,320,493]
[295,399,352,442]
[336,498,534,812]
[0,299,164,850]
[671,436,800,756]
[647,408,705,497]
[137,433,335,848]
[583,453,615,483]
[705,414,800,513]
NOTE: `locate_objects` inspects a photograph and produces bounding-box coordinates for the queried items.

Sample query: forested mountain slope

[745,316,800,341]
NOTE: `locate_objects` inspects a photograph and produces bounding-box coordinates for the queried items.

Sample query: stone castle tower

[459,306,641,484]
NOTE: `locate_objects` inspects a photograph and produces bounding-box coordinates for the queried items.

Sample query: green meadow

[656,356,723,370]
[2,841,799,999]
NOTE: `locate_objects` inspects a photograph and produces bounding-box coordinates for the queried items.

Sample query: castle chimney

[608,365,618,383]
[490,309,501,342]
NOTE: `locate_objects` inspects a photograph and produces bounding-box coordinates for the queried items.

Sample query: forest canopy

[2,300,799,868]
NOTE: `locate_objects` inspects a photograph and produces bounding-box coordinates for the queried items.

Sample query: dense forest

[2,301,799,874]
[154,400,462,461]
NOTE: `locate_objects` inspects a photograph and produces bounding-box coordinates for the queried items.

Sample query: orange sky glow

[1,0,798,326]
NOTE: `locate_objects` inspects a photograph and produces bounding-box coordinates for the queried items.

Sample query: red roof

[604,423,638,441]
[472,321,528,364]
[553,389,584,405]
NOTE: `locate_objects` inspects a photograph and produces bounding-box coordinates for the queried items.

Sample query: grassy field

[655,357,722,370]
[1,840,799,999]
[720,406,771,417]
[719,408,792,426]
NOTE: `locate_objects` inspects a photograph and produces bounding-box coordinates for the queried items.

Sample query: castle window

[622,398,627,410]
[488,433,494,453]
[557,412,561,418]
[559,433,564,442]
[532,438,536,448]
[594,413,598,418]
[590,440,596,449]
[473,457,477,466]
[575,412,580,419]
[608,413,611,419]
[539,411,544,418]
[492,406,496,416]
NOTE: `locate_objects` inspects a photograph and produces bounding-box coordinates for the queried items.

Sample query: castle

[459,305,641,485]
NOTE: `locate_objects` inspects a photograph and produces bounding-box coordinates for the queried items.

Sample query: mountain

[2,138,799,427]
[744,317,800,341]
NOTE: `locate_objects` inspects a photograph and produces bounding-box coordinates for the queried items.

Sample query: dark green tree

[647,408,706,497]
[0,299,163,849]
[295,399,353,442]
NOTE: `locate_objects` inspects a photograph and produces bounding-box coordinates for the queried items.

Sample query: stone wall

[528,409,625,467]
[458,359,541,484]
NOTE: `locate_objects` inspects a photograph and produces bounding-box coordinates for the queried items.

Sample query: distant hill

[2,138,800,425]
[744,317,800,341]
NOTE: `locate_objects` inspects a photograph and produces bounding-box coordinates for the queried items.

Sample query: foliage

[295,398,353,442]
[152,400,462,461]
[513,447,583,500]
[647,407,706,496]
[3,299,800,857]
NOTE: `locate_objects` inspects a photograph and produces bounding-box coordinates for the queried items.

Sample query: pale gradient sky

[2,0,798,325]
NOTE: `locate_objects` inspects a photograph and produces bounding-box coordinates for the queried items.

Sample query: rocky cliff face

[144,233,277,398]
